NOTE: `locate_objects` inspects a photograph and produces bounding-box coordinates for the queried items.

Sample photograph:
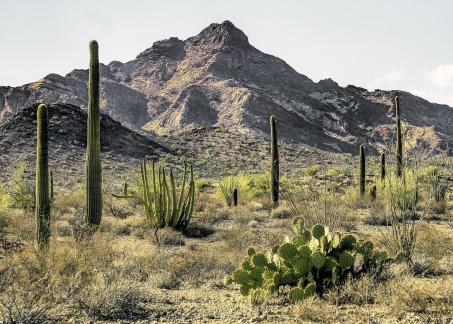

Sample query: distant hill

[1,21,452,154]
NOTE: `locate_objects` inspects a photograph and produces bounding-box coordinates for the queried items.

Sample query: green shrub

[8,160,35,212]
[0,210,8,235]
[226,220,392,302]
[217,175,239,207]
[304,165,321,177]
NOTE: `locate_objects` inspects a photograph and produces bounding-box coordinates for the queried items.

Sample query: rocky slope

[0,103,172,178]
[1,21,452,154]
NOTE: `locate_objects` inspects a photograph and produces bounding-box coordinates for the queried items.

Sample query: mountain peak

[188,20,249,48]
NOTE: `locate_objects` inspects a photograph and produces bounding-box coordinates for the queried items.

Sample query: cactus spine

[36,104,50,248]
[270,115,279,208]
[359,145,365,196]
[395,96,403,177]
[380,152,386,182]
[85,40,103,226]
[232,187,238,207]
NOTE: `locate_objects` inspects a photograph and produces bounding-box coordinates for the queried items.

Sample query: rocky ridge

[1,21,452,154]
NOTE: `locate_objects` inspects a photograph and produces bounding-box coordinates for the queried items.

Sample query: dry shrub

[156,228,185,246]
[391,275,453,315]
[104,196,133,219]
[72,278,150,320]
[292,296,336,322]
[326,275,389,306]
[157,244,238,288]
[270,206,292,219]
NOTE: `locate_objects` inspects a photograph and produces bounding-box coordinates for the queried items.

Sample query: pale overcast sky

[1,0,453,106]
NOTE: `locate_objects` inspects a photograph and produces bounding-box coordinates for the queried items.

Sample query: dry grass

[0,161,452,322]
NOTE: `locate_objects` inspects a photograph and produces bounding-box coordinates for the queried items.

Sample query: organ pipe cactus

[141,160,195,230]
[395,96,403,177]
[85,40,102,226]
[380,152,386,183]
[270,115,279,208]
[36,104,50,248]
[359,145,365,196]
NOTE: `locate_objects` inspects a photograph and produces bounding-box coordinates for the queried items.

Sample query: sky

[1,0,453,106]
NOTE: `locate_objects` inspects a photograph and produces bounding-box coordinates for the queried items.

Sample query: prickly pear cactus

[226,222,392,302]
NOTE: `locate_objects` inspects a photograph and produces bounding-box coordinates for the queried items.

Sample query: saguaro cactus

[85,40,102,225]
[232,187,238,207]
[370,184,377,201]
[123,182,128,198]
[395,96,403,177]
[270,115,279,208]
[50,170,54,201]
[36,104,50,248]
[380,152,386,182]
[359,145,365,196]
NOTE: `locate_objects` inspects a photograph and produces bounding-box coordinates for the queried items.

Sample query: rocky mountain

[1,21,452,154]
[0,103,172,178]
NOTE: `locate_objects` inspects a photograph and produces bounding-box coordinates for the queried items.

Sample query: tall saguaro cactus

[36,104,50,248]
[270,115,279,208]
[395,96,403,177]
[359,145,366,196]
[232,187,238,207]
[50,170,54,201]
[85,40,102,225]
[380,152,386,182]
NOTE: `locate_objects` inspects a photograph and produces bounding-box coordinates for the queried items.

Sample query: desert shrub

[295,184,353,231]
[217,175,239,207]
[73,279,149,320]
[8,161,34,212]
[391,275,453,315]
[304,164,321,177]
[196,178,214,191]
[52,184,85,214]
[270,206,292,219]
[325,166,348,178]
[244,173,270,198]
[104,196,132,219]
[156,228,185,246]
[226,220,392,302]
[326,275,386,306]
[383,171,418,264]
[0,211,8,236]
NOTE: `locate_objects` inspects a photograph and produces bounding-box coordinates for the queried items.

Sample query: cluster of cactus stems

[36,104,51,249]
[395,96,403,177]
[270,115,279,208]
[140,160,195,230]
[232,187,238,207]
[85,40,103,226]
[227,220,391,301]
[359,145,366,196]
